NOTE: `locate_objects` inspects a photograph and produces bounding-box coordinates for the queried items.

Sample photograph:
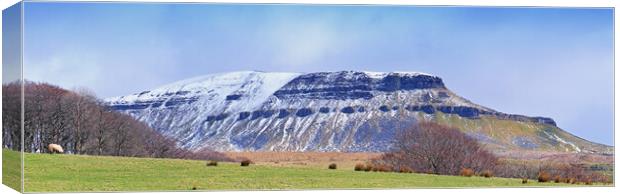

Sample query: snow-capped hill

[106,71,300,113]
[105,71,611,154]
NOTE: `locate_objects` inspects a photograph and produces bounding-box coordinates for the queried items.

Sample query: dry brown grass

[495,150,613,165]
[224,152,380,170]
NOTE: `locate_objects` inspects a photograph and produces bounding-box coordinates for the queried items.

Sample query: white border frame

[0,1,617,194]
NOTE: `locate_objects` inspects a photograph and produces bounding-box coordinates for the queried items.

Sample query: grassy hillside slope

[430,113,612,154]
[0,150,587,192]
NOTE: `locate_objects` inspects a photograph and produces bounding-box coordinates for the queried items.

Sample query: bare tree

[2,82,22,150]
[61,88,96,154]
[377,122,498,175]
[109,114,133,156]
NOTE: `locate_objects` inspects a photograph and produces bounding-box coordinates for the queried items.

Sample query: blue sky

[2,2,21,83]
[21,2,613,145]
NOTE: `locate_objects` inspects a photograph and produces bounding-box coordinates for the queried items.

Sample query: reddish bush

[553,175,561,183]
[481,170,494,178]
[376,122,498,176]
[460,168,474,177]
[372,164,390,172]
[538,171,551,182]
[399,166,414,173]
[328,163,337,170]
[354,163,365,171]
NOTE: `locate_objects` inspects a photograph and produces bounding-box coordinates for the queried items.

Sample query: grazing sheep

[47,144,64,154]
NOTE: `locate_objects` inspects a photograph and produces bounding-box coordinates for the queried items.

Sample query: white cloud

[24,49,103,92]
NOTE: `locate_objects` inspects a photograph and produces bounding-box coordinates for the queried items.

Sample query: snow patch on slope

[542,131,581,153]
[106,71,301,112]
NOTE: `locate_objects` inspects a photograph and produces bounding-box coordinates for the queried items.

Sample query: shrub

[553,175,561,183]
[493,161,539,180]
[206,160,218,166]
[481,170,493,178]
[240,159,252,166]
[521,178,528,184]
[328,163,337,170]
[460,168,474,177]
[538,171,551,182]
[399,166,414,173]
[364,164,373,172]
[493,161,611,185]
[568,177,577,184]
[559,177,568,183]
[372,164,390,172]
[382,166,392,172]
[588,172,610,183]
[584,177,593,185]
[376,122,498,175]
[354,163,365,171]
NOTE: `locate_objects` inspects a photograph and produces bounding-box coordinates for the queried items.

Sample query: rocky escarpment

[272,71,446,100]
[105,71,610,153]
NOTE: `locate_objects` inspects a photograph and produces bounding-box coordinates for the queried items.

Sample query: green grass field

[2,149,21,192]
[1,149,592,192]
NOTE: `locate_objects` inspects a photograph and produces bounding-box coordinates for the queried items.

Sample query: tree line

[2,81,230,161]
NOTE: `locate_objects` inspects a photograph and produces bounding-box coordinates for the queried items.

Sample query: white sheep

[47,144,64,154]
